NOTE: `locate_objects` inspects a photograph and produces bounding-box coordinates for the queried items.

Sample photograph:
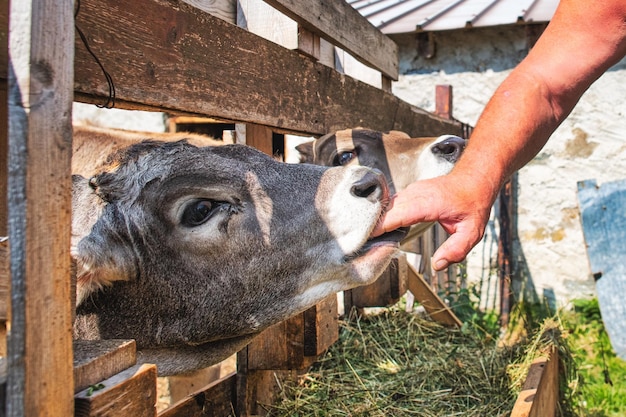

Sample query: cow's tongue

[365,227,409,247]
[345,227,409,262]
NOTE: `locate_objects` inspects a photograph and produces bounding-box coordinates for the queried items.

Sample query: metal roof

[349,0,559,34]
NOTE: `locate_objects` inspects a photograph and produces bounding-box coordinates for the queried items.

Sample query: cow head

[296,128,467,238]
[72,128,406,374]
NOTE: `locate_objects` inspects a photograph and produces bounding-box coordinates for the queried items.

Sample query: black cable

[74,0,116,109]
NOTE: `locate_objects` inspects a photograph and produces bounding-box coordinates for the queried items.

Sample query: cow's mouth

[344,227,409,262]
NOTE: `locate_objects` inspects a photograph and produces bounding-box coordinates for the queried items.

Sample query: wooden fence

[0,0,479,416]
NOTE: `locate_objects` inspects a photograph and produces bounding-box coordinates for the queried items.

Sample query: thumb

[431,229,478,271]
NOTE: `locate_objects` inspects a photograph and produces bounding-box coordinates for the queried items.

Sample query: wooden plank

[303,295,338,357]
[0,0,461,138]
[263,0,398,79]
[0,80,7,236]
[435,84,453,120]
[164,355,236,406]
[406,263,462,328]
[245,124,274,157]
[246,314,316,370]
[241,369,301,416]
[577,178,626,359]
[159,372,237,417]
[0,73,7,358]
[73,339,137,393]
[245,298,333,371]
[6,0,75,416]
[510,347,559,417]
[75,364,158,417]
[297,26,320,60]
[498,178,514,326]
[0,238,7,322]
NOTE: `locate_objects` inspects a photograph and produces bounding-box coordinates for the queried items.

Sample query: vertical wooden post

[498,177,514,326]
[435,84,453,120]
[297,26,320,60]
[381,76,392,93]
[7,0,75,415]
[1,78,8,360]
[244,124,274,156]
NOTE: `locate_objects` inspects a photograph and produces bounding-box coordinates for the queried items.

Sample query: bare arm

[374,0,626,270]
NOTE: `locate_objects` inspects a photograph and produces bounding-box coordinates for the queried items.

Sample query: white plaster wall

[73,102,167,132]
[390,27,626,308]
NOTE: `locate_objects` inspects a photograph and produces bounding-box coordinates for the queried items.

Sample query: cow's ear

[386,130,411,140]
[295,141,314,163]
[72,175,136,305]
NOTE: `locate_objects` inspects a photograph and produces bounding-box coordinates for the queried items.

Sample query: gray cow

[71,126,405,375]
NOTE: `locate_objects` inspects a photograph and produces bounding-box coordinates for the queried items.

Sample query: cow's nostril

[432,136,467,163]
[351,170,384,202]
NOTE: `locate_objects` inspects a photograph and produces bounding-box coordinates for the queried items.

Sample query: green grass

[561,298,626,417]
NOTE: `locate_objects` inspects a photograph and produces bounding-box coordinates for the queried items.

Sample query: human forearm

[453,0,626,203]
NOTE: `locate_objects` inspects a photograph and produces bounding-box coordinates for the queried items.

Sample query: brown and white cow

[296,128,467,238]
[71,125,406,375]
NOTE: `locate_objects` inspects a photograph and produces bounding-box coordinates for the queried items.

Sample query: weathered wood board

[74,364,157,417]
[159,372,237,417]
[74,339,137,393]
[510,347,559,417]
[6,0,75,415]
[0,0,462,139]
[577,178,626,359]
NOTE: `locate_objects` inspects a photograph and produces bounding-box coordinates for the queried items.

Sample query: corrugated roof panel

[357,0,408,19]
[524,0,558,22]
[350,0,558,34]
[376,0,462,33]
[362,0,437,29]
[470,0,535,27]
[419,0,498,31]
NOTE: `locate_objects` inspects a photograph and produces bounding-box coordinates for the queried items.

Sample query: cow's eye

[334,151,356,166]
[181,200,217,227]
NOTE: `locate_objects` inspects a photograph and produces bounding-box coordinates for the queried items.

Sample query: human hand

[372,174,495,271]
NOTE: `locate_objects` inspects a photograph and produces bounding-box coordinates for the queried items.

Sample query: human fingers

[371,180,442,237]
[431,219,486,271]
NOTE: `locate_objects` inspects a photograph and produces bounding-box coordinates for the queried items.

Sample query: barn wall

[391,26,626,308]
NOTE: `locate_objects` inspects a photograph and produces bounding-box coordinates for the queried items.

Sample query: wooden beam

[0,3,8,363]
[0,0,460,138]
[6,0,75,415]
[244,124,274,157]
[73,339,137,393]
[263,0,398,80]
[406,264,462,328]
[303,295,338,357]
[510,347,559,417]
[74,364,157,417]
[159,372,237,417]
[435,84,453,120]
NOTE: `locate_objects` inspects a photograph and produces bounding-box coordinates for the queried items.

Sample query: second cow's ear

[72,175,137,305]
[295,141,314,163]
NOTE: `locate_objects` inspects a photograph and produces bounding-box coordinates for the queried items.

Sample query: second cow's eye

[181,200,217,227]
[334,151,356,166]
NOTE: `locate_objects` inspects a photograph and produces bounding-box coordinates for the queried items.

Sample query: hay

[266,307,573,417]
